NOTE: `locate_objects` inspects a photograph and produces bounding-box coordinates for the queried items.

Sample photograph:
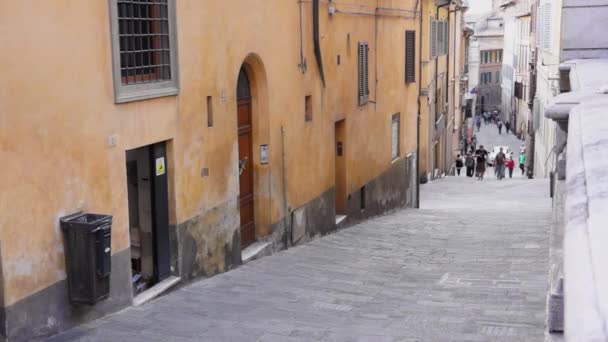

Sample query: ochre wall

[0,0,420,307]
[420,0,450,177]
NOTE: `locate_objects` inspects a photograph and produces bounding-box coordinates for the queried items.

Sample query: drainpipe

[281,126,291,248]
[298,0,307,73]
[313,0,326,86]
[452,7,458,134]
[415,0,423,208]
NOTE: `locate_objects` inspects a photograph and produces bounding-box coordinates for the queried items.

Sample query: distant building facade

[465,10,504,116]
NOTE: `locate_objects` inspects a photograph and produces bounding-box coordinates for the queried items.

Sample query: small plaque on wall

[260,144,269,165]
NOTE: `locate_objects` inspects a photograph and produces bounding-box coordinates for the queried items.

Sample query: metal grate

[117,0,171,85]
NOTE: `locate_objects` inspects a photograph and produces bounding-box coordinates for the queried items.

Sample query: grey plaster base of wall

[2,248,132,342]
[290,187,336,245]
[0,242,5,339]
[0,307,5,341]
[176,198,241,282]
[342,157,409,228]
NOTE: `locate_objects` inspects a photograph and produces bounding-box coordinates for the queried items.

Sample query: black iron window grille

[117,0,171,85]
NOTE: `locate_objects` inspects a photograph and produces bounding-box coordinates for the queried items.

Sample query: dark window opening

[207,96,213,127]
[305,95,313,122]
[360,186,366,210]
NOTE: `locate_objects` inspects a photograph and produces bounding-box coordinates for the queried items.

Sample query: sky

[465,0,495,19]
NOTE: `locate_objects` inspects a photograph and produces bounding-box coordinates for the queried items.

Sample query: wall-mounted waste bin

[60,212,112,304]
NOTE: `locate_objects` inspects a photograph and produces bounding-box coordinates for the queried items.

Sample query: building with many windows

[0,1,432,339]
[418,0,466,182]
[465,9,504,117]
[499,0,532,139]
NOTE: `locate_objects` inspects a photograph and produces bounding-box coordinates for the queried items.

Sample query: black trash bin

[60,212,112,304]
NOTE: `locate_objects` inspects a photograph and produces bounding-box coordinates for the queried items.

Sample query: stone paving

[49,128,551,342]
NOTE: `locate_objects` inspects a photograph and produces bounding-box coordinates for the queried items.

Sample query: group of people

[455,146,526,181]
[496,118,511,135]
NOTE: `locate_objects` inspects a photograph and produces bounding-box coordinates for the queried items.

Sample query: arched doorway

[236,67,255,249]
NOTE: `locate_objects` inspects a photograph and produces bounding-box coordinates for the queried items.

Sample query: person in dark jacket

[455,154,464,176]
[465,153,475,177]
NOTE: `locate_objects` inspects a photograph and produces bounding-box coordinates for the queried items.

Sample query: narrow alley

[49,127,551,342]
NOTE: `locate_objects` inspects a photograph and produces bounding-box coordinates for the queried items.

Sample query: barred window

[110,0,179,103]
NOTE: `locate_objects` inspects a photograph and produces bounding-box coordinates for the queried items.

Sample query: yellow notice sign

[155,157,166,176]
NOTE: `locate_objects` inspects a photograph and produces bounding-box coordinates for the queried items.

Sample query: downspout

[444,4,451,175]
[281,126,291,248]
[415,0,423,208]
[313,0,326,86]
[298,0,307,73]
[452,7,457,133]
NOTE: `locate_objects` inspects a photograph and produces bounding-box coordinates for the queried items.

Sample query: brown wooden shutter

[430,19,437,58]
[358,42,369,106]
[405,31,416,83]
[444,21,449,55]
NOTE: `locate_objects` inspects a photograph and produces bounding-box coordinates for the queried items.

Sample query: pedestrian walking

[497,119,503,135]
[495,147,506,180]
[475,115,481,132]
[465,153,475,177]
[519,151,526,175]
[471,135,477,151]
[505,121,511,134]
[475,145,488,180]
[455,154,464,176]
[506,156,515,178]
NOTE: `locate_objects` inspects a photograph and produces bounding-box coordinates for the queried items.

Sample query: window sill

[115,86,179,104]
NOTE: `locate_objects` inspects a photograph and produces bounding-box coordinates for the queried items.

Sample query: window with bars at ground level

[358,42,369,106]
[110,0,179,103]
[391,113,400,160]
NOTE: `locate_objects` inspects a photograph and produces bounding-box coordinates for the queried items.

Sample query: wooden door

[237,67,255,249]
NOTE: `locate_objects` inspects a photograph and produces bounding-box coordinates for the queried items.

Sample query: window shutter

[444,21,449,55]
[405,31,416,83]
[536,4,543,49]
[543,3,551,50]
[437,21,444,55]
[358,42,369,106]
[430,19,437,58]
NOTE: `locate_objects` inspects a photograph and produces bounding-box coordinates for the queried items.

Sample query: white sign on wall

[156,157,166,176]
[260,144,269,165]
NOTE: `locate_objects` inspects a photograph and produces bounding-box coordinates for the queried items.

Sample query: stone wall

[563,97,608,341]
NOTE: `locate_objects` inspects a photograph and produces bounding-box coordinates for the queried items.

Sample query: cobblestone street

[50,126,551,342]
